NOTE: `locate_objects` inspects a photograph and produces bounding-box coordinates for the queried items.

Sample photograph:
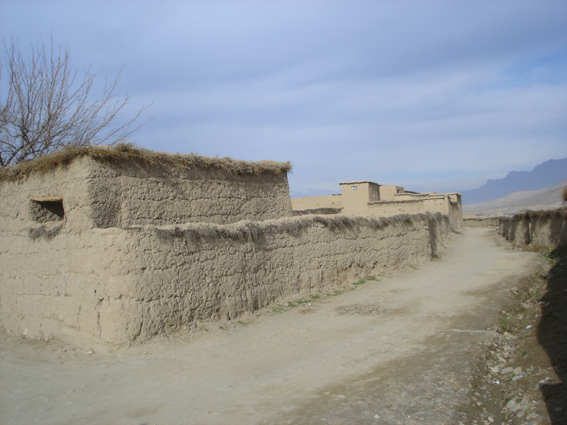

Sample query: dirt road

[0,228,544,425]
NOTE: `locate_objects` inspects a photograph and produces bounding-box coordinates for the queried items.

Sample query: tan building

[291,180,463,229]
[0,146,453,346]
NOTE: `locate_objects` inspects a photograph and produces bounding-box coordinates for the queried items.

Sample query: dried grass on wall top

[134,212,444,244]
[498,208,567,222]
[0,143,293,182]
[518,209,567,219]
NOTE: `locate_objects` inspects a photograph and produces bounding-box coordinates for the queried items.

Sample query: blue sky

[1,0,566,196]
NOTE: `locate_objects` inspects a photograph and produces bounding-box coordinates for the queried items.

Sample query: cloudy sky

[1,0,566,196]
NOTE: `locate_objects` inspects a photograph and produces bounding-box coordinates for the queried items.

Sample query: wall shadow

[537,246,567,424]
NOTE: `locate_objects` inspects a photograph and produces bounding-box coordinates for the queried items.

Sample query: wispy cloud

[2,0,566,194]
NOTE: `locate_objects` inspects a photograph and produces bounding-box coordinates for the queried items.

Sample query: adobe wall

[378,185,401,201]
[340,182,379,215]
[368,199,427,215]
[464,217,499,228]
[446,195,464,230]
[366,196,463,230]
[0,157,96,230]
[86,158,293,227]
[290,194,343,211]
[292,181,462,229]
[0,212,451,346]
[0,156,294,231]
[499,210,567,249]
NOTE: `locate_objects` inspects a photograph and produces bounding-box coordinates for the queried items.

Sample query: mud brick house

[292,180,463,230]
[0,145,451,346]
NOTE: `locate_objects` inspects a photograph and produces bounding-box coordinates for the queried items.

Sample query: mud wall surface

[0,213,451,345]
[86,159,293,227]
[0,156,293,232]
[464,217,499,228]
[447,197,464,230]
[368,199,426,215]
[293,208,343,216]
[499,210,567,248]
[291,195,343,211]
[0,157,98,231]
[366,197,462,230]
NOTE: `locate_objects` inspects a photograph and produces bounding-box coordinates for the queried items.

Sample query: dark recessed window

[30,197,64,223]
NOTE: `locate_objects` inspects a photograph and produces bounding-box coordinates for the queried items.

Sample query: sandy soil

[0,228,546,425]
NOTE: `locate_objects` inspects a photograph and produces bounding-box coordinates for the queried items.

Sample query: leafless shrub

[562,186,567,204]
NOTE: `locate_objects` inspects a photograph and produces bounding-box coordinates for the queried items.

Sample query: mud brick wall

[499,210,567,249]
[0,213,451,345]
[86,159,294,228]
[464,217,499,228]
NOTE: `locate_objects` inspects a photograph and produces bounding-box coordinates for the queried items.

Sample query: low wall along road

[499,209,567,248]
[0,212,451,345]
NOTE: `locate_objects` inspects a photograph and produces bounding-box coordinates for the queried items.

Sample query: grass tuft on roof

[0,143,293,182]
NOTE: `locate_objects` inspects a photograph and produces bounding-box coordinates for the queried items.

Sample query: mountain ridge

[461,158,567,205]
[463,178,567,216]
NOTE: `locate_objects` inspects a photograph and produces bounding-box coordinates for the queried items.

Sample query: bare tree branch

[0,35,150,167]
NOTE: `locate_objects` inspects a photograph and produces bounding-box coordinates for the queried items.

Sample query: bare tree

[0,36,149,167]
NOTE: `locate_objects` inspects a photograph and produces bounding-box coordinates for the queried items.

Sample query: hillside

[461,158,567,205]
[463,179,567,216]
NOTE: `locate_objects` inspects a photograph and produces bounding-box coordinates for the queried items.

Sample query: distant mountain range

[463,178,567,216]
[461,158,567,205]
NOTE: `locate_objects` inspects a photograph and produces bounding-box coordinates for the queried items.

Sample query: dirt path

[0,228,544,425]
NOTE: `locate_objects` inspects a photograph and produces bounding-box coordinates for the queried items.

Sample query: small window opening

[351,186,358,190]
[30,197,65,223]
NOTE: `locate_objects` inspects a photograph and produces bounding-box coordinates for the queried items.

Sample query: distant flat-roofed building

[291,180,463,229]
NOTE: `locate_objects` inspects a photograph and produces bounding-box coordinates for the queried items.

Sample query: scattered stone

[513,366,523,375]
[501,367,514,374]
[374,414,380,419]
[506,399,520,412]
[86,349,95,355]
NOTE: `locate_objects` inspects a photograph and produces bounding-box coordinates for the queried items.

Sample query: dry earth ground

[0,228,563,425]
